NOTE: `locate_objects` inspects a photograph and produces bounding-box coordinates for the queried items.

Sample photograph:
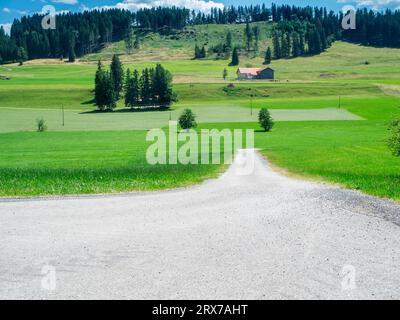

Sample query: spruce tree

[110,54,124,100]
[245,22,253,52]
[230,47,239,66]
[141,68,151,106]
[272,32,281,59]
[264,47,272,64]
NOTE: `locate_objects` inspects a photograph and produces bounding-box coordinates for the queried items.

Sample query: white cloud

[337,0,400,10]
[96,0,224,14]
[2,7,11,13]
[0,23,12,35]
[52,0,79,5]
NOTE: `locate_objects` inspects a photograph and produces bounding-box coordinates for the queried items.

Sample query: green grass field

[0,37,399,198]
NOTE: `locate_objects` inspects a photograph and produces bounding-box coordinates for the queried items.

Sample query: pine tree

[194,44,201,59]
[200,46,206,58]
[125,68,140,108]
[153,64,176,106]
[225,31,232,52]
[134,31,140,50]
[141,68,151,106]
[264,47,272,64]
[292,32,300,57]
[253,26,260,53]
[104,71,116,111]
[272,31,281,59]
[94,61,105,110]
[230,47,239,66]
[110,54,124,100]
[245,22,253,52]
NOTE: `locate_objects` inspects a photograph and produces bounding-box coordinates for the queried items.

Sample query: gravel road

[1,150,399,300]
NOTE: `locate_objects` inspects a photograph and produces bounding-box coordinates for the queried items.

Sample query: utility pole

[251,95,253,116]
[62,105,65,126]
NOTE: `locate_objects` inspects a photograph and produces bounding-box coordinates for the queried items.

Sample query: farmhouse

[237,67,274,80]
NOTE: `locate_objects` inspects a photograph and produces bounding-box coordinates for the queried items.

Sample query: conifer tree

[264,47,272,64]
[110,54,124,99]
[230,47,239,66]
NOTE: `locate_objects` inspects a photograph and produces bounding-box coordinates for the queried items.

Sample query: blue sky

[1,0,400,31]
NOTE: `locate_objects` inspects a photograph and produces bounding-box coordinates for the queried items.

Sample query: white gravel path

[0,151,399,300]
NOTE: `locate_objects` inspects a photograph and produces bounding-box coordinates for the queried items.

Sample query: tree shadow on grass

[79,106,173,115]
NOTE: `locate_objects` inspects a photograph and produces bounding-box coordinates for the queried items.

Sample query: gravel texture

[1,151,399,300]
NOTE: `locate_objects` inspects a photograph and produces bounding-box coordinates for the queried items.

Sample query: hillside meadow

[0,40,399,198]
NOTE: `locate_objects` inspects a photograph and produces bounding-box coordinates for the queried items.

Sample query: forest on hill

[1,4,400,64]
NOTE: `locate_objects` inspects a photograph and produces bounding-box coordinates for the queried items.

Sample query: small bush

[179,109,197,130]
[258,108,274,132]
[388,119,400,156]
[36,118,47,132]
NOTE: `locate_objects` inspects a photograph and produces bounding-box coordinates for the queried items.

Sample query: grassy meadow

[0,30,399,198]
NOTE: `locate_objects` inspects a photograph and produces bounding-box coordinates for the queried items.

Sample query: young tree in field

[179,109,197,130]
[230,47,239,66]
[263,47,272,65]
[388,119,400,156]
[258,108,274,132]
[36,118,47,132]
[223,68,228,80]
[110,54,124,99]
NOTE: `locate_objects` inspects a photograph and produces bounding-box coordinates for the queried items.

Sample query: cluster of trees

[272,19,334,59]
[0,26,27,64]
[124,64,176,108]
[94,55,176,111]
[342,9,400,47]
[7,9,131,63]
[194,44,206,59]
[244,23,261,53]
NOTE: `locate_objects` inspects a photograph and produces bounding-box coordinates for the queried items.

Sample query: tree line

[94,55,176,111]
[1,4,400,64]
[342,8,400,47]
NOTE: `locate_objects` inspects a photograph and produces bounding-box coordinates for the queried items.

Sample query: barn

[237,67,275,80]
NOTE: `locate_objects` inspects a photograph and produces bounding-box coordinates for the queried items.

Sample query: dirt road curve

[1,151,399,299]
